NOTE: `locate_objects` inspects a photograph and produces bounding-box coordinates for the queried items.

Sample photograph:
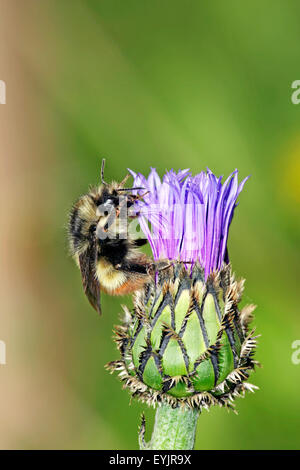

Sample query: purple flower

[129,167,249,279]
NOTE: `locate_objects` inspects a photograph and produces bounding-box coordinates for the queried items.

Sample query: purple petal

[129,167,249,278]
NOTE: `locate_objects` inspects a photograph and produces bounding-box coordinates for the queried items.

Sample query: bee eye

[89,224,97,233]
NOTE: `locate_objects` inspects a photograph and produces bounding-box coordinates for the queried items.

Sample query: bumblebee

[68,160,152,315]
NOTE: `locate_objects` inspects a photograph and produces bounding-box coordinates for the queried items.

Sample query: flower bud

[107,263,258,411]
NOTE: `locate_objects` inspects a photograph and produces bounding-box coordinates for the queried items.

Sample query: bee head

[68,159,145,254]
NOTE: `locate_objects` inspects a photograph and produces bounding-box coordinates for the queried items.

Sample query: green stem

[143,403,199,450]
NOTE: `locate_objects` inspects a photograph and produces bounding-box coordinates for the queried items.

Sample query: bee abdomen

[112,277,149,295]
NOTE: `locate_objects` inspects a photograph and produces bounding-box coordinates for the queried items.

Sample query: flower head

[108,166,258,412]
[130,168,249,279]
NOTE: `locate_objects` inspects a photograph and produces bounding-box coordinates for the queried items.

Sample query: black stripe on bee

[70,207,86,249]
[99,238,129,266]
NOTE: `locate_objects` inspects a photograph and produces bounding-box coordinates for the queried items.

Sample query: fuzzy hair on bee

[68,159,152,315]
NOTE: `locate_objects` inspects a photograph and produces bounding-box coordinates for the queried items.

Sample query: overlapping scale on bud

[107,263,259,411]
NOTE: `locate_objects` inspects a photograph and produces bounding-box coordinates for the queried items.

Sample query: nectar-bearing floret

[107,167,259,411]
[129,167,249,278]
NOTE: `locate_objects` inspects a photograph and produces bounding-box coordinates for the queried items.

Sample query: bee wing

[78,240,102,315]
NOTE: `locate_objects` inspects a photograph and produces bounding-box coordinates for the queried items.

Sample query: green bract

[108,263,258,411]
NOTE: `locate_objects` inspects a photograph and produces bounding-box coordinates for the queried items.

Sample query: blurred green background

[0,0,299,449]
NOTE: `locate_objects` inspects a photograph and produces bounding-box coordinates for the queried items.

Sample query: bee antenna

[101,158,107,185]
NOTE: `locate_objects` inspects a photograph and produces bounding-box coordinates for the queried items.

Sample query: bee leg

[115,261,148,275]
[132,191,149,201]
[118,173,130,188]
[132,239,147,247]
[147,260,172,276]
